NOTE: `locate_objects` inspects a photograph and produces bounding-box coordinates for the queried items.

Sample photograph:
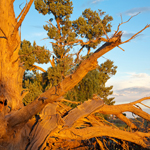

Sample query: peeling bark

[0,1,150,149]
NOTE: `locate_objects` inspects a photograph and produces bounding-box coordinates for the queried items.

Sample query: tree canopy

[0,0,150,150]
[22,0,116,107]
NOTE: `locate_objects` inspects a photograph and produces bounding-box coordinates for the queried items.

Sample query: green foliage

[65,59,117,107]
[73,9,113,48]
[19,40,50,70]
[23,79,43,106]
[47,55,74,86]
[34,0,73,17]
[22,0,116,107]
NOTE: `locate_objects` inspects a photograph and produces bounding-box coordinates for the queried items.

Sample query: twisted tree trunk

[0,1,150,150]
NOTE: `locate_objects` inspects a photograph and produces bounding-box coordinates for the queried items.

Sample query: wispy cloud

[122,31,144,39]
[31,32,47,37]
[106,72,150,111]
[92,0,103,4]
[114,87,150,96]
[81,0,104,7]
[112,86,150,118]
[107,72,150,90]
[124,7,150,16]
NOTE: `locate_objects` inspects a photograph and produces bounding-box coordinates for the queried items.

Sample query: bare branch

[96,138,105,150]
[114,12,140,36]
[121,24,150,44]
[16,2,27,21]
[117,46,125,51]
[56,126,150,148]
[30,65,46,73]
[50,37,108,48]
[6,36,122,127]
[49,56,55,67]
[12,0,34,37]
[140,102,150,109]
[130,96,150,105]
[116,113,138,129]
[97,100,150,121]
[60,99,81,104]
[75,45,85,63]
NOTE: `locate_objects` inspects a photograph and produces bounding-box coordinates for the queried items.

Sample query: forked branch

[12,0,34,37]
[16,2,27,21]
[114,12,140,36]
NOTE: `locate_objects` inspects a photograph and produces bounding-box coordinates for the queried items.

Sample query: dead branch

[30,65,46,73]
[75,45,85,63]
[51,36,108,48]
[121,24,150,44]
[55,126,150,148]
[97,103,150,121]
[115,113,138,129]
[12,0,34,37]
[117,45,125,51]
[6,33,122,127]
[16,2,27,21]
[115,12,140,36]
[130,96,150,105]
[96,138,105,150]
[60,99,81,104]
[49,56,55,67]
[63,96,104,127]
[140,102,150,109]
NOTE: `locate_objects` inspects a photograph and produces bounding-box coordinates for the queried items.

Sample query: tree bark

[0,0,24,110]
[0,1,150,150]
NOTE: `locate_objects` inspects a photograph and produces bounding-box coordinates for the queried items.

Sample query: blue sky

[14,0,150,116]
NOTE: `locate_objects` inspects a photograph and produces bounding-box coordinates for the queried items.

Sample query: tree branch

[60,99,81,104]
[49,56,55,67]
[6,34,122,127]
[114,12,140,36]
[30,65,46,73]
[121,24,150,44]
[115,113,138,129]
[16,2,27,21]
[75,45,85,63]
[96,98,150,121]
[98,20,109,40]
[51,36,108,48]
[12,0,34,37]
[117,46,125,51]
[55,126,150,148]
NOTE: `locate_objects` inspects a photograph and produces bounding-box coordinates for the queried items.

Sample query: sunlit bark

[0,1,150,150]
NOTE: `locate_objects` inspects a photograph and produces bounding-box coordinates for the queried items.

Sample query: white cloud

[113,93,126,96]
[124,7,150,16]
[92,0,103,4]
[82,0,104,7]
[122,31,144,39]
[110,86,150,118]
[106,72,150,116]
[107,72,150,90]
[31,32,47,37]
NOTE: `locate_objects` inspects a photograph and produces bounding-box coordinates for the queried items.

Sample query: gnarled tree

[0,0,150,150]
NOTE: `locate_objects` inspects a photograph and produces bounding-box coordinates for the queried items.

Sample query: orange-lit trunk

[0,0,24,110]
